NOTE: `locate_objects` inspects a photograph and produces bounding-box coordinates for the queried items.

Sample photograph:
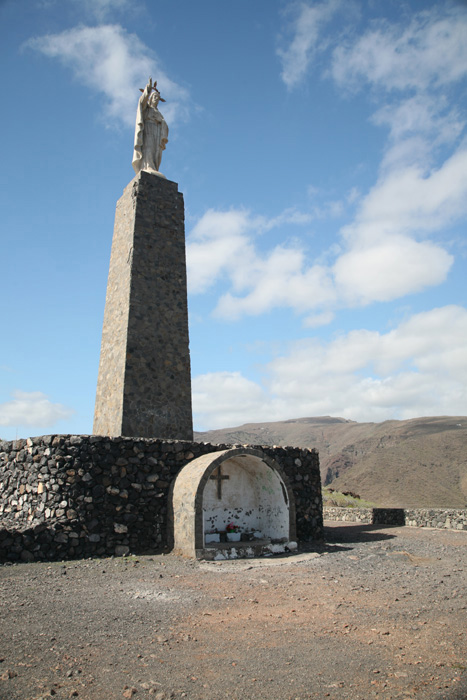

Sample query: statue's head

[149,90,161,108]
[140,80,166,108]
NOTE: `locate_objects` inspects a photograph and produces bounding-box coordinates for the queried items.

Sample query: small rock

[20,550,35,563]
[1,669,17,680]
[115,545,130,557]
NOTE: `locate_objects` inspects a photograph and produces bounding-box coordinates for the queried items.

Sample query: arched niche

[170,448,296,559]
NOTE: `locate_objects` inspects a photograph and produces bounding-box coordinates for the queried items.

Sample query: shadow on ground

[324,521,399,544]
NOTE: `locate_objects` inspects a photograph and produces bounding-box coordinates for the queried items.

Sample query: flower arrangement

[226,522,241,533]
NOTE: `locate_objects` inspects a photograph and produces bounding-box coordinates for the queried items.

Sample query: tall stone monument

[93,78,193,440]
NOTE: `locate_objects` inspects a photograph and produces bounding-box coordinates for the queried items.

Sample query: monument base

[93,171,193,440]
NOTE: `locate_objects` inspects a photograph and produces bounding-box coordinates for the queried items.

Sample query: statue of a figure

[132,77,169,175]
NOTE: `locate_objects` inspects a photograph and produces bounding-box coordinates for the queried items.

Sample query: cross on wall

[210,466,229,499]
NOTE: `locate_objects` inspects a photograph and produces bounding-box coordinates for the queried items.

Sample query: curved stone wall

[0,435,322,562]
[171,447,297,557]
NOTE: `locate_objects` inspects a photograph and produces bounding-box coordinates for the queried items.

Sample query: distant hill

[195,416,467,508]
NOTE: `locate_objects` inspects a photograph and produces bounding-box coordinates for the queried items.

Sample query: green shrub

[322,487,376,508]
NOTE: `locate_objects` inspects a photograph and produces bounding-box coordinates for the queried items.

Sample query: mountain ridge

[195,415,467,508]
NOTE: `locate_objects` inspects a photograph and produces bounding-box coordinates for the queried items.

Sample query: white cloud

[25,25,189,127]
[325,5,467,187]
[307,185,360,219]
[321,6,467,311]
[186,208,337,319]
[277,0,344,88]
[186,209,255,294]
[303,310,335,328]
[331,7,467,92]
[372,95,465,172]
[193,305,467,429]
[0,391,74,428]
[187,164,458,317]
[193,372,270,430]
[373,95,463,148]
[188,3,467,322]
[75,0,135,22]
[329,143,467,306]
[215,253,335,320]
[333,234,452,306]
[360,148,467,235]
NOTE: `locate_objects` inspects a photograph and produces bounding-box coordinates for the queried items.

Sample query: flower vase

[226,532,241,542]
[205,533,220,544]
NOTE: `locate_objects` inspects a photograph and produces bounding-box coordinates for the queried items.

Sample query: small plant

[322,487,376,508]
[226,522,241,533]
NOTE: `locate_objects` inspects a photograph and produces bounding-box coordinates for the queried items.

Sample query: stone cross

[210,466,229,499]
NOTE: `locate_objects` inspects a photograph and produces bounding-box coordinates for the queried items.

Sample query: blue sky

[1,0,466,439]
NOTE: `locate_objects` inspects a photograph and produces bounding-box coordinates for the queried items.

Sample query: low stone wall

[324,506,467,530]
[324,507,372,524]
[0,435,323,563]
[404,508,467,530]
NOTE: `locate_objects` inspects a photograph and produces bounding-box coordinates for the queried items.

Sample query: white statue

[132,77,169,175]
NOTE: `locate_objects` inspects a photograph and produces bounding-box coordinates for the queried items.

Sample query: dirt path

[0,523,466,700]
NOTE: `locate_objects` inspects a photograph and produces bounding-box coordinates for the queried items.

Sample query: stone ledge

[196,540,298,561]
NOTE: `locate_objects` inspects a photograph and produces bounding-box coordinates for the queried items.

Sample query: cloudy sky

[1,0,466,439]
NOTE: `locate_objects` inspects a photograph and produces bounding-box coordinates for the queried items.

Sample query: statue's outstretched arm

[140,77,152,108]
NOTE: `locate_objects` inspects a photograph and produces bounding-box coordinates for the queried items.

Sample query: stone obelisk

[93,78,193,440]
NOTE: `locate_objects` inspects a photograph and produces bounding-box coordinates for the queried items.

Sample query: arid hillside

[195,416,467,507]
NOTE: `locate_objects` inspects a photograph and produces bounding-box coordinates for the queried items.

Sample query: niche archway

[170,447,296,559]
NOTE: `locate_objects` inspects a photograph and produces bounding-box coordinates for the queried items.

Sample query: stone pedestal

[93,171,193,440]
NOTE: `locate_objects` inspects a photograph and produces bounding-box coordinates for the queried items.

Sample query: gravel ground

[0,522,466,700]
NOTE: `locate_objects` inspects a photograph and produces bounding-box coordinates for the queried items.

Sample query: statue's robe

[132,86,169,175]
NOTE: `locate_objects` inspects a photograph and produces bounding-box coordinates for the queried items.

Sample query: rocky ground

[0,522,466,700]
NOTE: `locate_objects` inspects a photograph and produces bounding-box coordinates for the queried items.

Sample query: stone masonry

[93,172,192,440]
[0,435,323,563]
[324,506,467,530]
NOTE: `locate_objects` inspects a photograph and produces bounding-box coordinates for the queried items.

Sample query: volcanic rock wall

[324,506,467,529]
[0,435,322,562]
